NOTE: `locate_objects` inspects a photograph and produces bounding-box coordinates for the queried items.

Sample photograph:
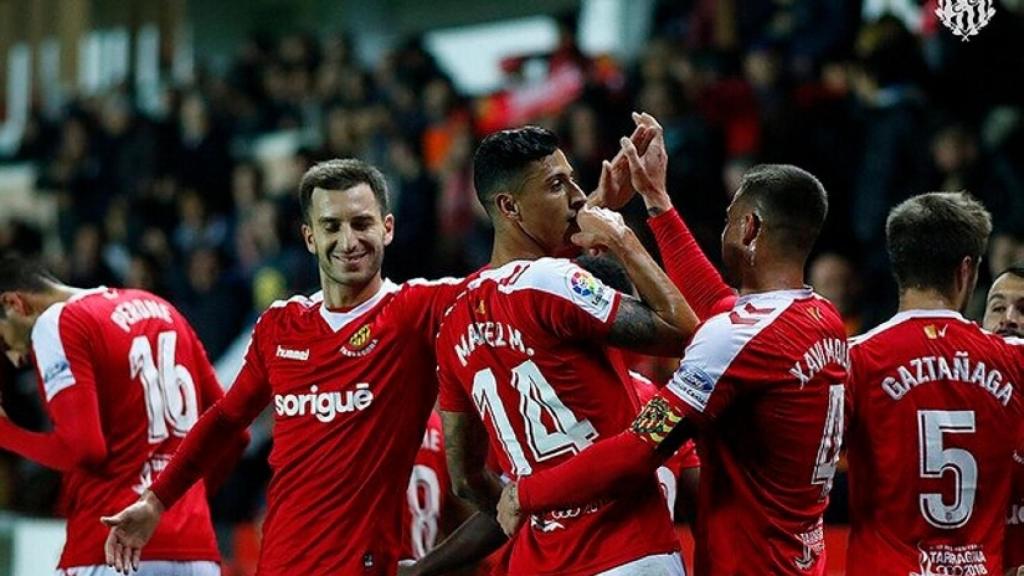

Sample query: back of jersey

[846,310,1024,575]
[33,288,220,567]
[437,258,679,576]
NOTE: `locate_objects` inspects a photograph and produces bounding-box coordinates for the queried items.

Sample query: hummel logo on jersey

[276,345,309,361]
[729,302,775,326]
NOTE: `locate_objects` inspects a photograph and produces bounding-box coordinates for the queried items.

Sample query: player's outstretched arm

[625,112,735,318]
[398,511,506,576]
[572,206,697,356]
[498,393,696,534]
[0,384,107,471]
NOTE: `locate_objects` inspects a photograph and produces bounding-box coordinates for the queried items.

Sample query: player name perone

[455,321,527,367]
[881,351,1014,406]
[110,299,173,332]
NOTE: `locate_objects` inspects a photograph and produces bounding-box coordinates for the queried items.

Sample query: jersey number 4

[472,360,598,477]
[129,331,199,443]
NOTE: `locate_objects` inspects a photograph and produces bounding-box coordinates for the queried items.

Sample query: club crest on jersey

[631,397,684,446]
[340,324,379,358]
[567,269,613,318]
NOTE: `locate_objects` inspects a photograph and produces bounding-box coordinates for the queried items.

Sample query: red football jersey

[401,410,449,560]
[30,288,220,568]
[660,288,848,575]
[437,258,681,576]
[230,279,462,575]
[846,310,1024,575]
[629,370,700,521]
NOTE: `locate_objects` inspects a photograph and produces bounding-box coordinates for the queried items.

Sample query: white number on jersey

[129,331,198,443]
[407,464,441,559]
[918,409,977,529]
[811,384,845,497]
[472,359,598,477]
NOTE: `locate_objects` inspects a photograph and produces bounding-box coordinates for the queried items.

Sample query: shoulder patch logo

[669,364,716,412]
[566,269,614,319]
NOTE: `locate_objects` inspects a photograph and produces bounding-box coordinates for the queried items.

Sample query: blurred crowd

[2,0,1024,546]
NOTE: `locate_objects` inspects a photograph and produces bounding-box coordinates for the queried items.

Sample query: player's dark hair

[737,164,828,255]
[298,158,390,223]
[576,255,634,295]
[0,254,60,317]
[886,192,992,295]
[473,126,559,214]
[995,262,1024,283]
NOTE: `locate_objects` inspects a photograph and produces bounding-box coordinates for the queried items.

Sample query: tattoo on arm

[647,206,666,217]
[608,296,661,350]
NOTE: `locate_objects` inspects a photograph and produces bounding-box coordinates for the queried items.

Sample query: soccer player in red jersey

[498,120,847,575]
[0,256,247,575]
[401,410,459,562]
[981,264,1024,575]
[102,159,465,575]
[844,194,1024,576]
[435,125,700,575]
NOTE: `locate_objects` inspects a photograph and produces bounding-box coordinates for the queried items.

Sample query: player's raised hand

[101,491,164,574]
[496,483,522,536]
[571,206,630,253]
[624,112,672,214]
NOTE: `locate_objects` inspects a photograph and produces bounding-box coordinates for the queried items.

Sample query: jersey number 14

[473,359,598,477]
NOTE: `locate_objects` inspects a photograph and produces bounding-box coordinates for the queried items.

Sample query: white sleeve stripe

[30,303,77,402]
[666,300,793,412]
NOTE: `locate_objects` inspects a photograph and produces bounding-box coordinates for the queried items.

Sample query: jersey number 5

[129,331,199,443]
[918,409,977,529]
[472,359,598,477]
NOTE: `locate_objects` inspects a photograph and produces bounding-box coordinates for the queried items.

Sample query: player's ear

[0,292,27,318]
[300,222,316,255]
[382,213,395,247]
[741,210,762,247]
[495,193,520,221]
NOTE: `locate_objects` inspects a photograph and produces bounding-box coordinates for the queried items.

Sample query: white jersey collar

[317,279,399,332]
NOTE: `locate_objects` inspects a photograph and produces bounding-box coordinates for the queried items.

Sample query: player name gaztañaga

[881,351,1014,405]
[274,383,374,422]
[455,321,530,367]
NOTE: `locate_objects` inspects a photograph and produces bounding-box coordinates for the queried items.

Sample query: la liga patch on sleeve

[566,269,615,321]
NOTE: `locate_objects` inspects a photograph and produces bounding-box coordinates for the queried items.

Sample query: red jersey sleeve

[0,303,107,471]
[151,314,272,507]
[648,208,736,318]
[437,356,474,414]
[399,278,465,338]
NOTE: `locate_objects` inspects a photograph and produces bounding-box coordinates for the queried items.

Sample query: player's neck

[321,274,383,310]
[29,285,78,313]
[490,230,548,268]
[738,262,805,295]
[898,288,960,313]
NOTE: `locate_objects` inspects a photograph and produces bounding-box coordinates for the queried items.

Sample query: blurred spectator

[176,246,250,360]
[809,252,864,336]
